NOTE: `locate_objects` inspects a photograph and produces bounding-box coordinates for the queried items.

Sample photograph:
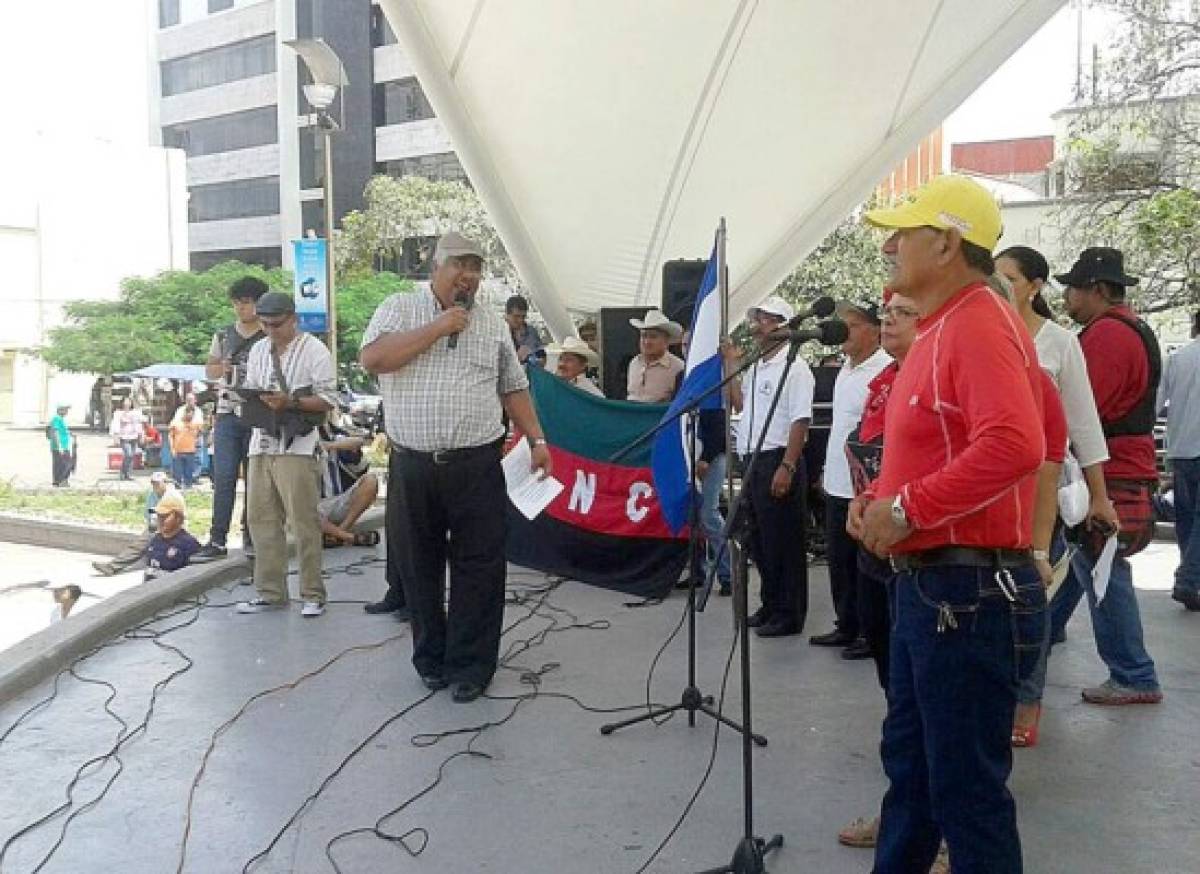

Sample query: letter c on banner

[626,482,652,523]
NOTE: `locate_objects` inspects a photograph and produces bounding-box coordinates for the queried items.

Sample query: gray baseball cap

[434,231,485,262]
[255,291,296,317]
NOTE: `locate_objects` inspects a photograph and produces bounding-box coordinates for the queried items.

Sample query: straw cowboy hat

[548,336,599,365]
[629,309,683,339]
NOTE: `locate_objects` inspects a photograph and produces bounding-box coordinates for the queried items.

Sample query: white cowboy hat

[746,295,795,323]
[629,309,683,339]
[548,336,599,365]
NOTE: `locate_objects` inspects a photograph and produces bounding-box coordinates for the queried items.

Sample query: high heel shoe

[1011,703,1041,748]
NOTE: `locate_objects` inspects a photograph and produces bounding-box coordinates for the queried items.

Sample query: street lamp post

[283,39,347,375]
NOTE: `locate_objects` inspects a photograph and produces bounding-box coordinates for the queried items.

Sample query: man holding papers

[361,232,553,704]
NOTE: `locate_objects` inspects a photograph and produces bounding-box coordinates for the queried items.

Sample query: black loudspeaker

[662,259,708,331]
[599,306,652,401]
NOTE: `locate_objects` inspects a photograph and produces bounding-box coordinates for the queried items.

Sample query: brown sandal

[352,530,381,547]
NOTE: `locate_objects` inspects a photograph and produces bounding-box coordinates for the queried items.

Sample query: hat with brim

[548,336,599,366]
[155,490,186,517]
[836,300,881,326]
[864,174,1002,251]
[629,309,683,339]
[255,291,296,317]
[434,231,485,262]
[746,295,796,323]
[1054,247,1139,288]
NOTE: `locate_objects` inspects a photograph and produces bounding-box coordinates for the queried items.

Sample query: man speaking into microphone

[361,232,553,703]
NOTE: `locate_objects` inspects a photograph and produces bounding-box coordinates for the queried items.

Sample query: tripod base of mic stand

[599,686,768,746]
[695,834,784,874]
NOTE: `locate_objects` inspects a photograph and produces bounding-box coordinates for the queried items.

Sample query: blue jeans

[1016,530,1066,705]
[119,439,137,479]
[874,564,1045,874]
[697,453,732,586]
[1070,545,1159,690]
[173,452,197,487]
[210,413,253,546]
[1172,456,1200,594]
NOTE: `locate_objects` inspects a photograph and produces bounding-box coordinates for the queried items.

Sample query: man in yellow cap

[848,174,1049,873]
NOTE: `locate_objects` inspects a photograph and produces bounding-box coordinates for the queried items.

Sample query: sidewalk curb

[0,506,385,704]
[0,513,140,555]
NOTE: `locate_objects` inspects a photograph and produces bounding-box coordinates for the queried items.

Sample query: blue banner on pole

[292,239,328,333]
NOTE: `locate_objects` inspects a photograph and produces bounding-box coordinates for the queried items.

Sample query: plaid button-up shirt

[362,286,529,452]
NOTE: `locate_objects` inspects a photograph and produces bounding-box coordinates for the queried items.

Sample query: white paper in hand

[1091,535,1119,605]
[501,439,564,521]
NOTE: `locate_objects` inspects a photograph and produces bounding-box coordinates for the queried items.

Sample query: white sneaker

[301,601,325,618]
[236,598,285,614]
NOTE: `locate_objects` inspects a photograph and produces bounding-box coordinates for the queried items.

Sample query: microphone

[446,290,474,350]
[766,318,849,345]
[784,295,836,327]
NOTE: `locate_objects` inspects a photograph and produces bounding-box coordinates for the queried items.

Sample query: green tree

[338,175,515,283]
[774,209,890,309]
[1054,1,1200,312]
[40,262,286,374]
[336,271,413,384]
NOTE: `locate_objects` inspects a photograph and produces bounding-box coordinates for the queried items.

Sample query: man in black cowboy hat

[1057,246,1163,706]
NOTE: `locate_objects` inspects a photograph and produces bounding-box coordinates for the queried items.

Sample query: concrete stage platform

[0,547,1196,873]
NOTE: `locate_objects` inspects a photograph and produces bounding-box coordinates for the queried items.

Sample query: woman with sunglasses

[995,246,1118,747]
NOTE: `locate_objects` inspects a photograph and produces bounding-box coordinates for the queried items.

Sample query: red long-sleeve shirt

[1077,306,1158,481]
[876,283,1045,553]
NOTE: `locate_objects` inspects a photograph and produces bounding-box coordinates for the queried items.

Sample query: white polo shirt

[736,348,815,455]
[822,347,892,498]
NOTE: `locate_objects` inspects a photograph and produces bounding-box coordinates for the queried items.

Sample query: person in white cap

[92,471,177,576]
[723,295,814,637]
[626,310,684,403]
[549,337,604,397]
[360,231,553,703]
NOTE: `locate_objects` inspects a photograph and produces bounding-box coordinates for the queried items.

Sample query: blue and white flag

[651,241,722,534]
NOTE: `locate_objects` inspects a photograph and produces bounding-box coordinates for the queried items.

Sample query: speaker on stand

[661,259,709,331]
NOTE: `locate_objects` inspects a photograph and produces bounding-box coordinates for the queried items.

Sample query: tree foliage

[338,175,515,284]
[1055,0,1200,312]
[774,209,890,309]
[39,260,412,383]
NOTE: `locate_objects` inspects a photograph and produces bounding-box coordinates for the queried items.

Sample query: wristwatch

[1032,549,1050,561]
[890,494,909,528]
[527,436,548,448]
[780,459,796,474]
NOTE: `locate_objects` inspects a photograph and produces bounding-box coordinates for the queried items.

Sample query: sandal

[837,815,879,848]
[353,530,381,547]
[322,534,344,549]
[1011,703,1041,748]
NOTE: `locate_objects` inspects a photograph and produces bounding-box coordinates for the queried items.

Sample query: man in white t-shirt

[234,292,337,619]
[724,295,815,637]
[810,301,891,658]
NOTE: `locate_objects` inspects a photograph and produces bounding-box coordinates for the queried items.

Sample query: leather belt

[394,440,502,466]
[890,546,1032,573]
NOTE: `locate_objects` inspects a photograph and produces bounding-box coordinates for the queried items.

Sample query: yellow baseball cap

[864,174,1002,251]
[155,490,186,516]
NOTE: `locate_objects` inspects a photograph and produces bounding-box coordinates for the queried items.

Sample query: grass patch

[0,482,214,538]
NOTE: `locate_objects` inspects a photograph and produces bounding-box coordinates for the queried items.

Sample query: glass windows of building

[191,248,282,271]
[159,0,180,28]
[162,107,278,157]
[373,78,435,127]
[208,0,234,12]
[161,35,277,97]
[371,6,399,46]
[376,153,470,186]
[188,177,280,223]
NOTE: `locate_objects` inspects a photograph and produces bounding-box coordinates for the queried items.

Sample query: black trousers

[379,450,410,610]
[391,444,507,687]
[825,496,862,637]
[743,448,808,627]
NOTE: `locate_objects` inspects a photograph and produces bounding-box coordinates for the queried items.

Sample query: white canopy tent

[379,0,1065,340]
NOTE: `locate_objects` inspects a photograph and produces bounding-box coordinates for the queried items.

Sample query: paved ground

[0,427,171,491]
[0,548,1195,874]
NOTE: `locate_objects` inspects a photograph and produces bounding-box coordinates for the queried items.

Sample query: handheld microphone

[766,318,849,345]
[778,295,836,330]
[446,290,474,350]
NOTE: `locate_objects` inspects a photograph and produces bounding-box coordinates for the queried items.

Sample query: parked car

[339,386,383,430]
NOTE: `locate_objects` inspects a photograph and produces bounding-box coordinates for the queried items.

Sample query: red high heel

[1011,703,1041,748]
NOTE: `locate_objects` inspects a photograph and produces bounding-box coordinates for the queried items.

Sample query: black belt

[394,440,502,466]
[890,546,1032,573]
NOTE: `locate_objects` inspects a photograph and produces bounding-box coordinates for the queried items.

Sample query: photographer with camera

[234,292,337,619]
[196,276,267,561]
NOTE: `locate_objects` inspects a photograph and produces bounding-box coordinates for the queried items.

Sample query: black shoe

[746,608,771,628]
[718,583,731,597]
[451,681,485,703]
[755,618,800,638]
[191,543,227,563]
[421,674,449,691]
[810,629,855,647]
[1171,587,1200,611]
[393,606,413,622]
[364,599,404,615]
[841,639,872,660]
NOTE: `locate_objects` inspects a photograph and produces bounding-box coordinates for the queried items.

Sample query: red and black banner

[506,367,687,599]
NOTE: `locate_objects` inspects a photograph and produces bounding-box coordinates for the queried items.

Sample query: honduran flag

[651,243,722,533]
[506,366,688,600]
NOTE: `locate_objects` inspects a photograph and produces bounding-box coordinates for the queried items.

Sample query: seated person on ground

[144,490,201,578]
[92,471,173,576]
[318,422,381,547]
